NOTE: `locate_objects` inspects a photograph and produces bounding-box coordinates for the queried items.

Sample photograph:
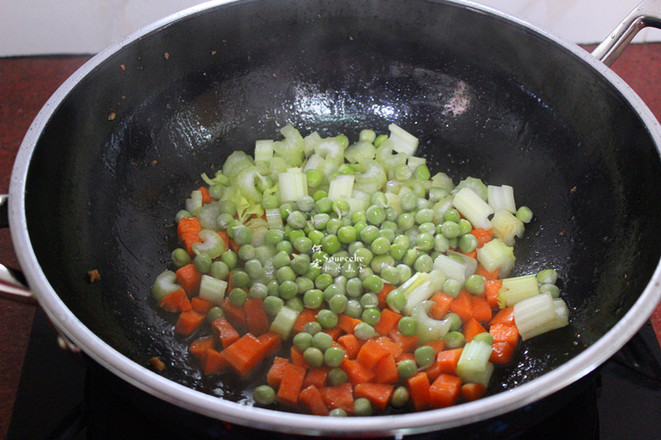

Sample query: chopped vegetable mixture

[151,124,569,416]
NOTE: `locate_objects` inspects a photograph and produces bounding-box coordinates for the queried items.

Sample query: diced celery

[402,270,446,314]
[487,185,516,213]
[458,361,494,388]
[269,156,290,179]
[265,208,283,229]
[498,274,539,307]
[236,167,264,203]
[185,190,203,214]
[328,175,355,201]
[198,274,228,305]
[270,306,300,340]
[476,238,516,277]
[407,156,426,171]
[347,191,370,214]
[514,292,569,340]
[254,139,274,164]
[454,177,488,200]
[491,209,525,246]
[192,229,226,259]
[433,254,467,285]
[354,161,387,194]
[151,270,182,300]
[222,150,254,178]
[196,201,220,230]
[388,123,419,156]
[410,300,452,343]
[303,131,322,157]
[430,172,454,192]
[451,252,478,279]
[376,139,408,171]
[344,141,376,164]
[278,168,308,202]
[452,187,494,230]
[399,271,430,298]
[432,195,454,224]
[456,340,493,379]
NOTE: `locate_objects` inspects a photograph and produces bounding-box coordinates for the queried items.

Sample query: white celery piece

[278,168,308,202]
[476,238,516,277]
[265,208,284,230]
[196,201,221,230]
[452,187,494,230]
[328,174,355,201]
[388,123,419,156]
[303,153,324,172]
[151,270,182,300]
[456,340,493,383]
[458,361,495,388]
[499,274,540,307]
[270,306,300,340]
[399,271,431,298]
[192,229,226,259]
[198,274,228,305]
[452,252,478,278]
[185,189,203,214]
[514,292,570,340]
[402,270,446,315]
[433,254,467,285]
[487,185,516,213]
[344,141,376,164]
[303,131,322,157]
[254,139,274,163]
[347,190,370,214]
[491,209,525,246]
[407,156,426,171]
[411,301,453,343]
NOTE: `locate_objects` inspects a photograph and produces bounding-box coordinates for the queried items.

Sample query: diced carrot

[490,341,516,365]
[429,292,454,320]
[337,314,362,334]
[476,264,500,280]
[158,288,191,312]
[388,330,419,353]
[460,383,487,401]
[299,385,329,416]
[244,297,270,336]
[203,348,228,375]
[323,327,343,341]
[303,367,330,389]
[337,334,362,359]
[221,333,268,377]
[376,283,397,309]
[341,358,375,385]
[436,348,463,375]
[320,383,354,414]
[373,308,402,336]
[429,374,462,408]
[177,216,202,254]
[220,298,247,330]
[484,279,504,309]
[216,231,230,253]
[407,372,432,411]
[471,295,493,323]
[211,317,240,349]
[490,306,515,326]
[277,363,307,407]
[228,238,241,253]
[354,383,394,412]
[396,352,415,363]
[267,357,290,388]
[374,336,404,359]
[356,339,391,370]
[198,186,213,204]
[189,336,214,365]
[460,249,478,259]
[471,228,493,248]
[175,310,206,336]
[463,317,487,342]
[190,296,214,313]
[175,264,202,296]
[258,331,282,357]
[426,359,442,382]
[293,308,319,334]
[449,290,473,322]
[290,346,308,368]
[423,340,446,355]
[489,323,519,346]
[374,354,399,384]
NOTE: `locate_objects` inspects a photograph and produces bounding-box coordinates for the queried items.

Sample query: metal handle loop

[0,194,34,302]
[592,0,661,66]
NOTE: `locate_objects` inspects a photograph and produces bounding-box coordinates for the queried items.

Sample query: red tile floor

[1,45,661,438]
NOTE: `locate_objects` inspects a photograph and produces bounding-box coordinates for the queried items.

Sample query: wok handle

[0,194,35,303]
[592,0,661,66]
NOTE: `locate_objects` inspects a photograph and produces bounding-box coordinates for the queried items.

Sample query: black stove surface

[8,309,661,440]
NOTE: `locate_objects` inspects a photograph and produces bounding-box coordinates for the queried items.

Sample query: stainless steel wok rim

[8,0,661,435]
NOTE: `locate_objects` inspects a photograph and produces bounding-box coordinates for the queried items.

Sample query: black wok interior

[24,0,661,406]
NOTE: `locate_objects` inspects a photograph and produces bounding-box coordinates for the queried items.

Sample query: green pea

[397,359,417,379]
[233,225,252,245]
[315,273,333,290]
[229,288,247,306]
[321,234,341,254]
[341,261,360,279]
[413,254,433,273]
[275,240,293,254]
[337,225,357,244]
[473,332,494,345]
[414,345,436,369]
[371,236,391,255]
[332,200,350,218]
[316,309,339,329]
[329,294,348,314]
[443,278,462,297]
[272,251,290,269]
[329,408,347,417]
[397,264,413,284]
[304,321,322,335]
[354,397,373,417]
[315,197,333,214]
[324,346,346,368]
[361,307,381,326]
[303,346,324,367]
[444,312,463,331]
[398,316,417,336]
[171,248,192,267]
[386,289,406,312]
[441,221,462,239]
[362,275,383,294]
[402,248,420,267]
[414,164,431,180]
[540,283,561,298]
[458,233,478,253]
[465,274,485,295]
[305,169,324,188]
[323,283,344,301]
[206,306,224,323]
[366,205,386,226]
[353,247,374,266]
[244,259,264,279]
[220,250,238,269]
[219,200,237,216]
[516,206,533,223]
[397,212,416,231]
[381,265,400,284]
[326,218,343,235]
[291,254,311,276]
[295,276,314,294]
[390,386,410,408]
[265,229,285,246]
[346,278,364,298]
[194,253,212,273]
[303,289,324,309]
[327,367,348,386]
[261,194,280,210]
[353,322,377,340]
[278,280,298,299]
[293,332,313,351]
[414,208,434,225]
[359,225,380,244]
[400,192,417,212]
[360,292,379,309]
[445,331,465,349]
[253,385,276,405]
[231,270,250,288]
[312,331,333,351]
[418,222,436,235]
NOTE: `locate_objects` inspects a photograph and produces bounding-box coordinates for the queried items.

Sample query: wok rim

[8,0,661,435]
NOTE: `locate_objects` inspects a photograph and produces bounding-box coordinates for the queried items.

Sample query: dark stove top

[8,309,661,440]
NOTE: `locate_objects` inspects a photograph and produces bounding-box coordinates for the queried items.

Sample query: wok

[4,0,661,435]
